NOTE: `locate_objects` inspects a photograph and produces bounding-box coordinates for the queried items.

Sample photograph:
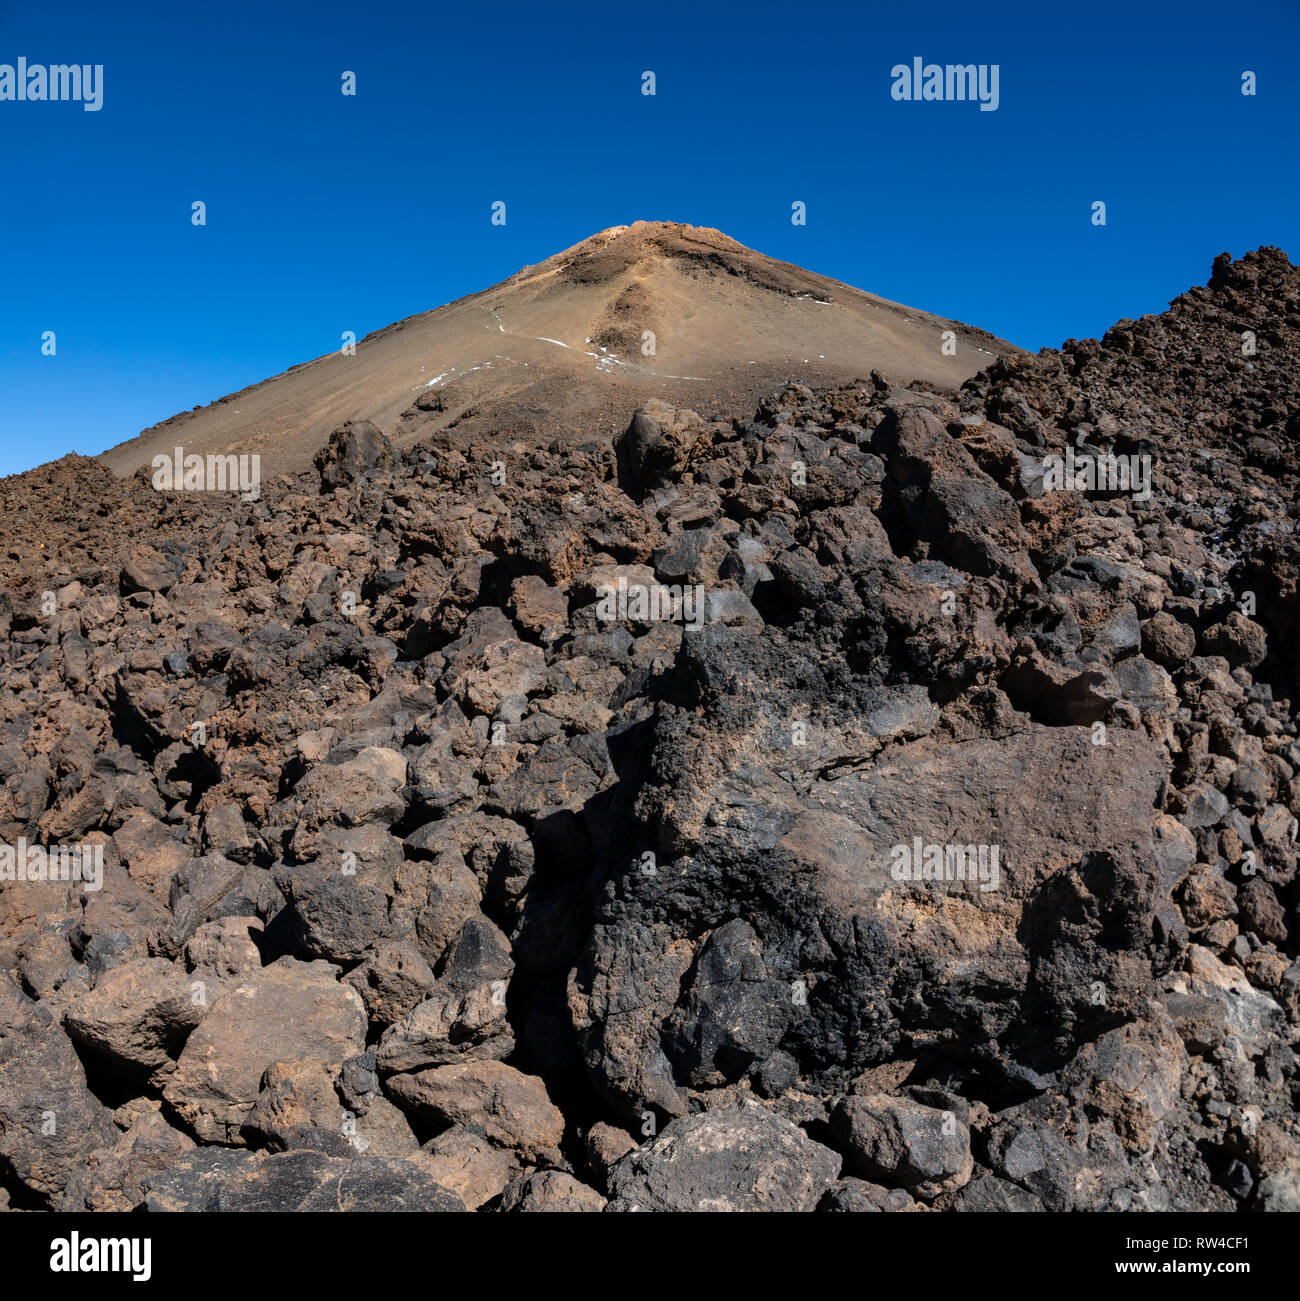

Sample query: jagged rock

[1255,1168,1300,1213]
[499,1169,606,1212]
[616,401,708,500]
[584,1121,638,1190]
[343,940,438,1026]
[1237,876,1288,944]
[62,956,206,1081]
[1141,611,1197,668]
[167,856,284,949]
[241,1059,352,1154]
[120,543,177,594]
[375,917,515,1071]
[606,1103,840,1212]
[984,1101,1109,1211]
[274,826,405,962]
[821,1178,924,1212]
[384,1060,564,1164]
[201,803,257,864]
[1201,612,1268,668]
[0,973,119,1200]
[1179,783,1230,831]
[1059,1012,1186,1153]
[56,1103,196,1212]
[183,916,264,979]
[142,1148,464,1211]
[666,918,791,1088]
[163,958,367,1144]
[410,1125,518,1210]
[1167,946,1286,1060]
[315,420,396,491]
[952,1173,1044,1212]
[831,1094,973,1201]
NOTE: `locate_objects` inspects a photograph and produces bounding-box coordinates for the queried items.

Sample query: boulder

[607,1102,840,1212]
[163,958,367,1143]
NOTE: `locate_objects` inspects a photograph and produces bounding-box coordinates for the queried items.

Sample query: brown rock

[163,958,367,1144]
[384,1060,564,1164]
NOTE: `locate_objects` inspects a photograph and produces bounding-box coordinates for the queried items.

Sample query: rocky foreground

[1,248,1299,1213]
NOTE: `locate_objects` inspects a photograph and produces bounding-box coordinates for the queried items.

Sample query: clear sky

[1,0,1296,477]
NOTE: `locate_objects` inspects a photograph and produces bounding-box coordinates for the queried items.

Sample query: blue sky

[1,0,1296,477]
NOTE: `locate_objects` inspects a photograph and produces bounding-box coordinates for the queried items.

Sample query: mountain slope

[98,221,1016,477]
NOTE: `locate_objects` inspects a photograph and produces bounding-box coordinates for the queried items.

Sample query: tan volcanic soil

[98,221,1019,478]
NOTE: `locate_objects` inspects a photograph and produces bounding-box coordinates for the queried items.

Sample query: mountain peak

[100,226,1017,477]
[510,221,792,293]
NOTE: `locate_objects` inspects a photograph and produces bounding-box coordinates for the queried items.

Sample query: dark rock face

[2,248,1300,1212]
[314,420,396,492]
[606,1103,840,1211]
[0,974,119,1198]
[140,1148,466,1211]
[831,1093,972,1200]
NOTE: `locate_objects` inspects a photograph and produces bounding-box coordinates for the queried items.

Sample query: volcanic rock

[2,240,1299,1214]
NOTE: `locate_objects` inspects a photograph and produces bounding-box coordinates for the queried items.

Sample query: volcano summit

[100,222,1014,478]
